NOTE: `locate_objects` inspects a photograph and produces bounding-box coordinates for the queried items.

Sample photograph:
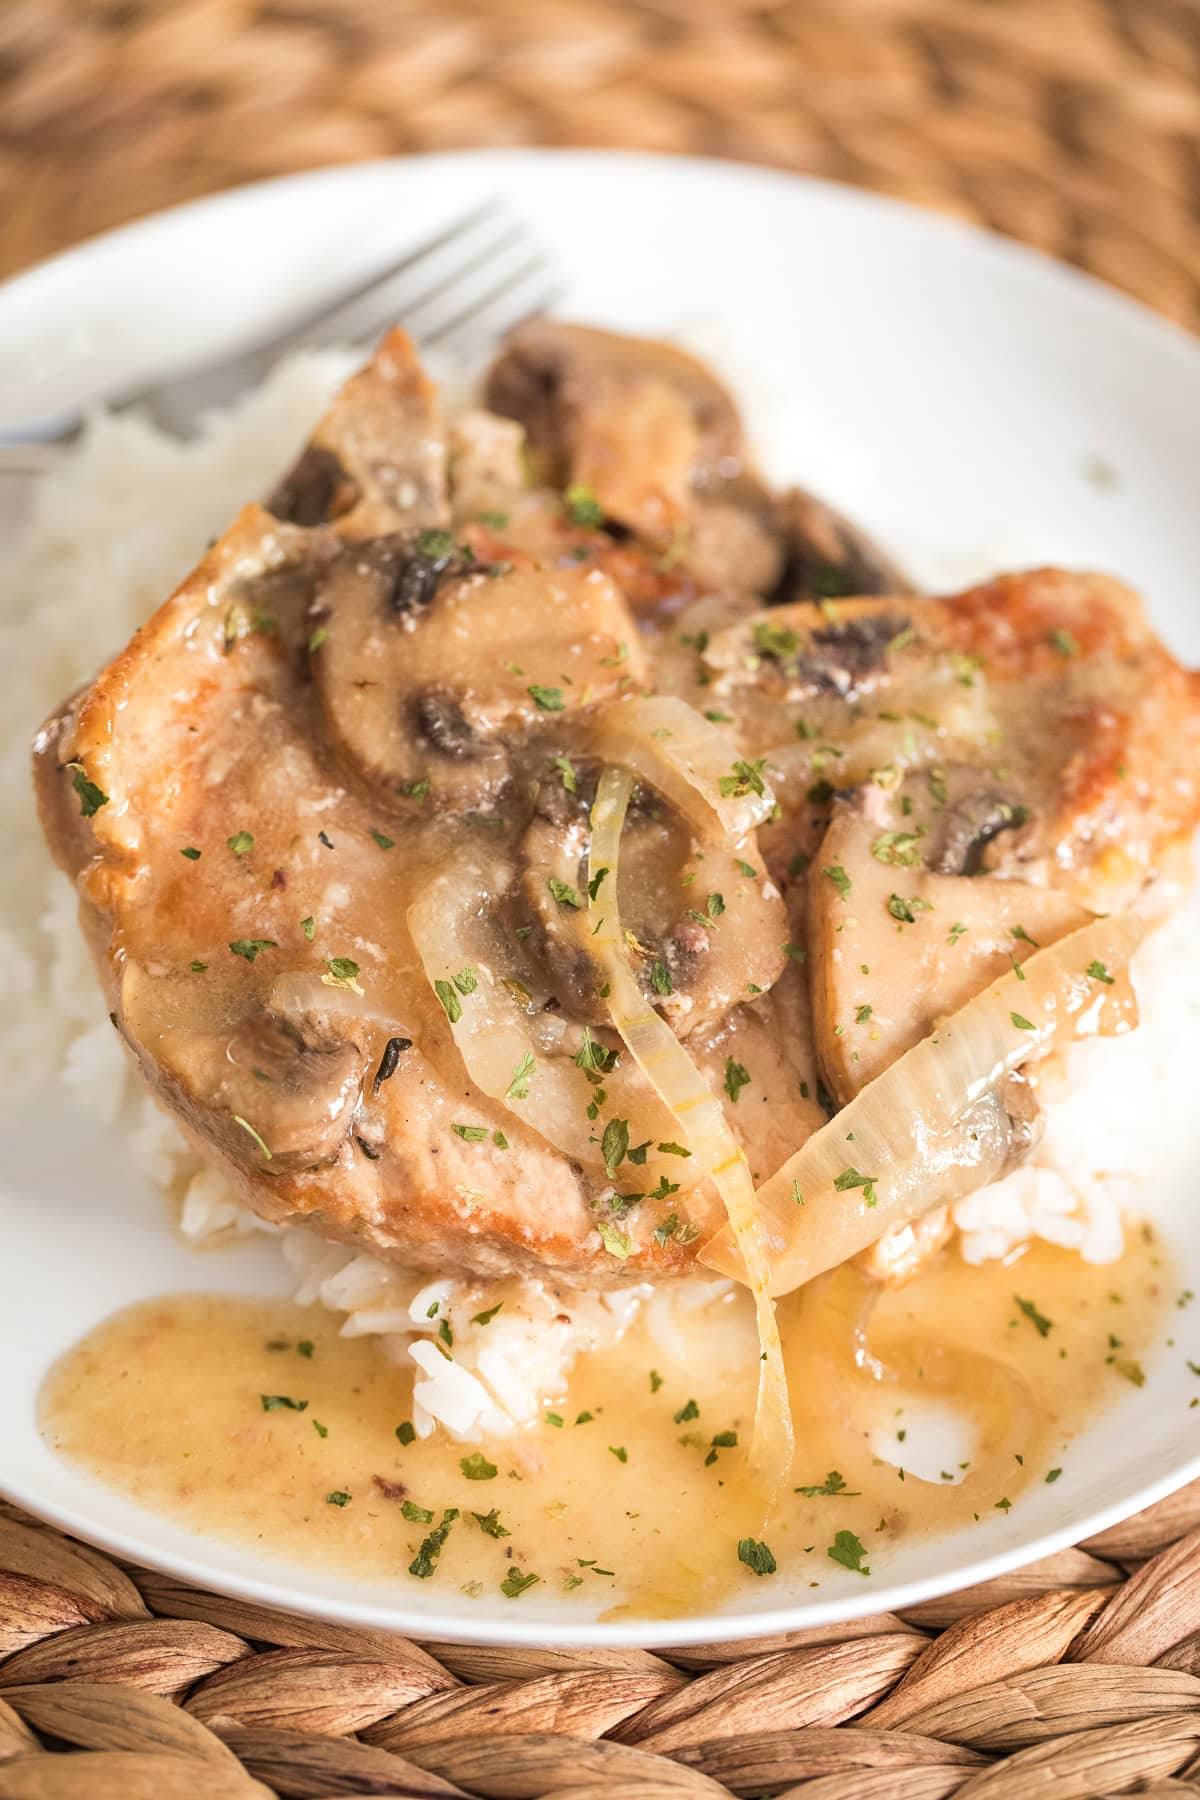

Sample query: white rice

[3,354,1198,1441]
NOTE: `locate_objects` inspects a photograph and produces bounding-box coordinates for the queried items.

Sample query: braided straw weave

[4,1485,1200,1797]
[2,0,1200,325]
[4,3,1200,1793]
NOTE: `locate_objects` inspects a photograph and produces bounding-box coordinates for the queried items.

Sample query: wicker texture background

[2,0,1200,326]
[8,1488,1200,1797]
[5,3,1200,1794]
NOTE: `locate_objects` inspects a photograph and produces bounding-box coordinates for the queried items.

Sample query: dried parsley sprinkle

[312,1420,328,1438]
[190,960,208,973]
[724,1057,751,1103]
[460,1452,497,1481]
[609,1445,628,1463]
[501,1569,540,1598]
[1015,1295,1053,1337]
[834,1167,878,1207]
[796,1471,858,1496]
[658,1141,691,1157]
[227,831,254,856]
[401,1500,433,1523]
[738,1537,777,1575]
[707,891,726,919]
[325,957,360,985]
[1011,1011,1036,1032]
[326,1490,351,1507]
[649,959,673,996]
[565,483,603,527]
[67,763,108,816]
[948,921,968,944]
[588,865,609,901]
[597,1220,632,1258]
[181,846,201,861]
[473,1508,510,1537]
[528,683,565,711]
[452,1123,488,1142]
[674,1399,700,1423]
[888,893,932,924]
[229,938,276,962]
[396,1421,416,1445]
[827,1530,870,1573]
[552,753,577,792]
[506,1051,536,1100]
[1045,1468,1063,1483]
[855,1003,873,1023]
[371,829,395,850]
[719,757,768,800]
[602,1117,630,1172]
[308,625,328,653]
[1050,627,1080,657]
[1087,960,1115,984]
[545,1412,564,1428]
[409,1509,459,1579]
[261,1394,307,1412]
[434,979,463,1024]
[823,863,852,900]
[871,830,923,866]
[650,1369,664,1392]
[472,1302,503,1326]
[548,876,582,909]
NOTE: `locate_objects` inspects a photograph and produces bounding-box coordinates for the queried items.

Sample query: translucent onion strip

[595,693,775,844]
[409,856,676,1178]
[702,910,1145,1297]
[588,765,794,1484]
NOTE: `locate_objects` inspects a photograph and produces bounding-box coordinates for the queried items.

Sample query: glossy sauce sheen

[42,1231,1167,1613]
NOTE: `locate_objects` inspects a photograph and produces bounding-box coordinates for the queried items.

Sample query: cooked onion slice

[702,910,1144,1296]
[595,694,775,844]
[589,765,794,1483]
[409,855,676,1175]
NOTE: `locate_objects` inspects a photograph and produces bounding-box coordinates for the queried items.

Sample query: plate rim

[4,143,1200,1648]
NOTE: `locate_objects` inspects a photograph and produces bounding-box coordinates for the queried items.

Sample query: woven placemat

[4,5,1200,1794]
[2,0,1200,325]
[4,1485,1200,1797]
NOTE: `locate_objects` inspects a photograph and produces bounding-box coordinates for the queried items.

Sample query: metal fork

[0,198,560,472]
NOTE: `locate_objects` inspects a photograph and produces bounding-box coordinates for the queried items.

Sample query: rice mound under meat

[4,348,1197,1440]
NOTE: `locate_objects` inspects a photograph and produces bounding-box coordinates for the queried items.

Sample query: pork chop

[34,325,1200,1290]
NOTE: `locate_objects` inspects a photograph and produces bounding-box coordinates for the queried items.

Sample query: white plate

[2,149,1200,1649]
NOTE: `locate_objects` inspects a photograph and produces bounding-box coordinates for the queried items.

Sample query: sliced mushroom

[267,327,447,533]
[513,771,787,1038]
[484,319,746,539]
[769,485,912,604]
[311,548,646,810]
[806,800,1089,1104]
[120,963,367,1174]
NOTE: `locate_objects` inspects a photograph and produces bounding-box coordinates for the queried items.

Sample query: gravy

[42,1228,1168,1614]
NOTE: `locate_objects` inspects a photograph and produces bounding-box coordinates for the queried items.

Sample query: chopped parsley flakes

[795,1470,858,1497]
[548,876,582,909]
[724,1057,751,1103]
[528,683,565,712]
[827,1529,870,1574]
[738,1537,777,1576]
[834,1166,878,1207]
[460,1452,497,1481]
[1015,1295,1053,1337]
[500,1568,540,1597]
[229,938,276,963]
[227,831,254,856]
[719,757,768,800]
[506,1051,536,1101]
[67,763,108,817]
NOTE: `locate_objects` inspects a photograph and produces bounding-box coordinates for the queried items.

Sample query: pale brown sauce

[42,1229,1168,1615]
